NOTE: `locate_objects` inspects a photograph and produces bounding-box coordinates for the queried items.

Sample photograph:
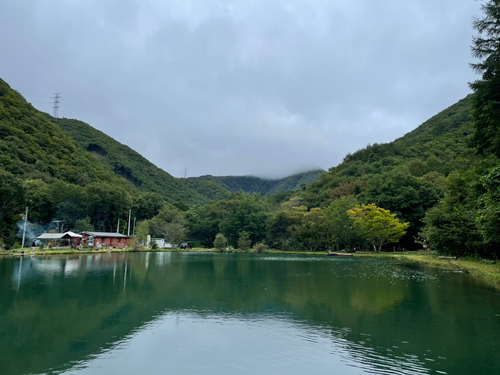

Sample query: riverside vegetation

[1,2,500,274]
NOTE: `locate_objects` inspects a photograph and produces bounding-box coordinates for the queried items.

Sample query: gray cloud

[0,0,481,178]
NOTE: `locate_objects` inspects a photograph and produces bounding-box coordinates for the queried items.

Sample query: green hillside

[0,79,124,186]
[0,78,204,246]
[51,117,207,205]
[0,78,149,244]
[187,169,324,197]
[298,96,475,247]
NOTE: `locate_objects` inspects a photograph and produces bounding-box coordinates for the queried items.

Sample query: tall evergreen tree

[470,0,500,158]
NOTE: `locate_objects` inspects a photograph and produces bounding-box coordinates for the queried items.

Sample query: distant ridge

[186,169,325,197]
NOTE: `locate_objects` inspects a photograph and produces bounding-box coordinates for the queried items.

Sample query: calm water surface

[0,252,499,375]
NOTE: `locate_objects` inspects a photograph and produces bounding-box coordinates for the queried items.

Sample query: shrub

[237,231,252,251]
[214,233,227,252]
[253,242,266,254]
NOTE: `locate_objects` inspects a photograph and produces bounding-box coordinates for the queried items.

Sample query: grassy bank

[258,249,500,288]
[355,252,500,289]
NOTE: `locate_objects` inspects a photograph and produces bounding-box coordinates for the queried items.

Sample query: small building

[62,231,82,246]
[154,238,172,249]
[36,231,82,248]
[36,233,64,247]
[81,232,131,249]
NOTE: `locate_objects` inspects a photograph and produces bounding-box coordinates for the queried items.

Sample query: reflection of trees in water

[0,254,499,375]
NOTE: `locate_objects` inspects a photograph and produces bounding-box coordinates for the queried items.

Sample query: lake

[1,252,499,375]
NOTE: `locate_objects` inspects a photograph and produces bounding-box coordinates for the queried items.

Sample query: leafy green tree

[73,217,95,233]
[217,193,270,246]
[348,204,409,252]
[476,166,500,245]
[409,159,429,177]
[326,181,365,200]
[323,196,360,251]
[423,170,486,256]
[163,222,186,246]
[266,211,295,250]
[0,169,25,248]
[213,233,227,252]
[135,220,150,246]
[289,206,328,251]
[85,182,132,231]
[53,182,89,230]
[148,204,187,245]
[237,231,252,251]
[132,192,165,221]
[266,190,294,205]
[470,0,500,158]
[23,179,58,225]
[185,203,220,247]
[173,201,190,212]
[186,193,270,248]
[154,204,185,224]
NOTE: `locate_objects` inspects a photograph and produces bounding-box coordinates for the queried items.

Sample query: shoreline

[355,252,500,289]
[2,248,499,289]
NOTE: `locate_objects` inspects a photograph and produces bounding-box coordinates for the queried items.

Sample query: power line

[59,107,70,118]
[23,92,83,120]
[52,93,62,118]
[61,97,82,119]
[61,102,81,119]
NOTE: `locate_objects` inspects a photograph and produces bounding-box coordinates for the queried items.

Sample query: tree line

[133,192,407,253]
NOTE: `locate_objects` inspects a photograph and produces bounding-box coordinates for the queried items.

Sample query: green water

[1,252,499,375]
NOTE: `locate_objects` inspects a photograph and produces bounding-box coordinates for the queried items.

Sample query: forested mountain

[52,117,207,205]
[302,96,473,205]
[187,169,324,197]
[296,96,476,248]
[0,78,172,245]
[0,79,124,187]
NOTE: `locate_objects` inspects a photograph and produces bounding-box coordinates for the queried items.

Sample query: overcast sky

[0,0,482,178]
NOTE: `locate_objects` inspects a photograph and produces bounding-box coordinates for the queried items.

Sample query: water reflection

[0,253,499,375]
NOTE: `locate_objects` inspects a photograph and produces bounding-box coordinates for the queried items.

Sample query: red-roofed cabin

[81,232,131,249]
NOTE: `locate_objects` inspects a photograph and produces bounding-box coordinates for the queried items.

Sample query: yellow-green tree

[347,204,409,252]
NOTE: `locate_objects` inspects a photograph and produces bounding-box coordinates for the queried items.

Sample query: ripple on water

[58,311,439,375]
